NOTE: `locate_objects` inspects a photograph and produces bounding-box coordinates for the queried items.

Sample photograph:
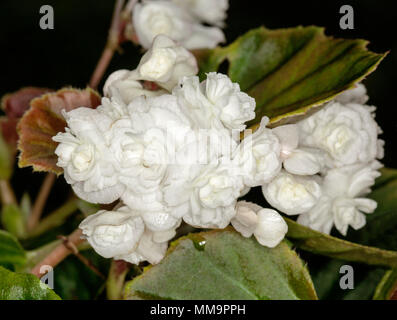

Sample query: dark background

[0,0,396,204]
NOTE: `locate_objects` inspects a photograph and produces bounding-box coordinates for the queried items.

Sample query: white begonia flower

[172,0,228,27]
[136,34,198,91]
[231,201,288,248]
[298,101,384,168]
[103,69,167,105]
[115,229,169,265]
[233,117,282,187]
[262,170,322,215]
[133,1,225,50]
[297,161,382,235]
[335,83,369,105]
[79,206,145,259]
[109,95,192,212]
[164,159,244,229]
[53,108,125,204]
[173,73,256,133]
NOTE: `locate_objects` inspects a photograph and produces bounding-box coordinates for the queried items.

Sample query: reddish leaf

[1,87,52,149]
[0,117,19,148]
[17,87,101,174]
[1,87,52,118]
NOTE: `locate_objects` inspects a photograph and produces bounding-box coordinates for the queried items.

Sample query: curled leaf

[17,87,101,174]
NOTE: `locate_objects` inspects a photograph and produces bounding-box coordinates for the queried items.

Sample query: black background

[0,0,396,206]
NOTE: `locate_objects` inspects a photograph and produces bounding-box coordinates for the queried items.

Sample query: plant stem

[0,179,17,205]
[27,173,56,232]
[89,0,125,89]
[106,260,130,299]
[30,228,84,278]
[56,235,105,279]
[26,197,79,238]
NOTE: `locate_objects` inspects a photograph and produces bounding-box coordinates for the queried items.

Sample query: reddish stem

[89,0,125,89]
[31,229,84,277]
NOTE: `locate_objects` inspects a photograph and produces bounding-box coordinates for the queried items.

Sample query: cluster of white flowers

[54,32,384,264]
[53,35,289,264]
[261,84,384,236]
[132,0,228,50]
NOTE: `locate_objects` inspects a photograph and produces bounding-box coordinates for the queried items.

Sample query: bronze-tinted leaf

[17,88,101,174]
[0,87,51,149]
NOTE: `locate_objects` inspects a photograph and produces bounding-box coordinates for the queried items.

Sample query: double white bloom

[132,0,227,50]
[261,84,384,236]
[297,161,382,235]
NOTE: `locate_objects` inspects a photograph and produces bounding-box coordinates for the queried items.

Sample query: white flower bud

[79,206,145,258]
[262,171,322,215]
[133,1,225,50]
[137,35,198,91]
[272,124,324,175]
[232,201,288,248]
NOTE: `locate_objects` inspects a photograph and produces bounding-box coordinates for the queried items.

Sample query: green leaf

[0,132,12,179]
[0,266,60,300]
[0,230,26,268]
[17,88,101,174]
[1,204,26,238]
[198,26,386,127]
[285,218,397,268]
[373,269,397,300]
[125,228,317,300]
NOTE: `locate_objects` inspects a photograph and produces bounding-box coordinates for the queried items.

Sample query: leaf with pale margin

[125,228,317,300]
[198,26,386,127]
